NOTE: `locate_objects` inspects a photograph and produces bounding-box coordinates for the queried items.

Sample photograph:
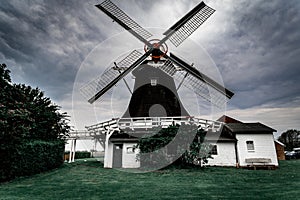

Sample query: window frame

[126,147,136,154]
[150,77,158,86]
[210,145,218,155]
[246,140,255,151]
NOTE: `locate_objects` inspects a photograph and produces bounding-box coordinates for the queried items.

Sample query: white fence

[69,116,223,139]
[117,116,223,132]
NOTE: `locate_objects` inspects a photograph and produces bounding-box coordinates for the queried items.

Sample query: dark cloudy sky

[1,0,300,137]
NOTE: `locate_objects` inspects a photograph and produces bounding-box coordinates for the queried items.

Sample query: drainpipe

[234,139,239,168]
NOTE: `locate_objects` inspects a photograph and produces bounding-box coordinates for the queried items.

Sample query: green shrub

[137,124,212,168]
[0,140,65,182]
[64,151,91,159]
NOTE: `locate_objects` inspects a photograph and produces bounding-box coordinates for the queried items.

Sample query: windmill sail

[80,50,145,103]
[96,0,152,45]
[160,53,234,107]
[86,1,233,107]
[161,1,215,47]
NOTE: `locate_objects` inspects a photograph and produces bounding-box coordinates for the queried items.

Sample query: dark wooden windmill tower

[80,0,234,119]
[122,62,189,118]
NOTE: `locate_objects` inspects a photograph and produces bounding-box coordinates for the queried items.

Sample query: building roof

[225,123,276,133]
[217,115,242,124]
[205,129,236,142]
[205,134,237,142]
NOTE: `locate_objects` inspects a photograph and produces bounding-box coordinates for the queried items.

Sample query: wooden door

[113,144,123,168]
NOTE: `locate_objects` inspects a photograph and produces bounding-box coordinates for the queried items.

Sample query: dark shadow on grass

[69,158,104,168]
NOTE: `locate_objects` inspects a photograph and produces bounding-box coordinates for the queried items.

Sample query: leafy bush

[1,140,65,181]
[136,124,212,168]
[64,151,91,159]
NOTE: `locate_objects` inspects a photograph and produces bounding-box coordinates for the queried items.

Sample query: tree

[0,63,11,85]
[13,84,70,140]
[278,129,300,151]
[180,129,213,167]
[0,63,70,142]
[136,124,213,168]
[1,63,70,181]
[0,63,27,144]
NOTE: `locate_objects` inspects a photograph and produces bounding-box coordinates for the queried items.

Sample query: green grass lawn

[0,159,299,200]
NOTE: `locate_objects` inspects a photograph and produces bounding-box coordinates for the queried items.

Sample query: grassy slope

[0,159,299,200]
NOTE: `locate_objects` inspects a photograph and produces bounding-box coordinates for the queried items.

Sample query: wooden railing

[72,116,224,139]
[117,116,222,132]
[69,130,92,139]
[69,116,223,139]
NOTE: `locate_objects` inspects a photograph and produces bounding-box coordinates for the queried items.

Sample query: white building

[205,120,278,168]
[103,116,279,169]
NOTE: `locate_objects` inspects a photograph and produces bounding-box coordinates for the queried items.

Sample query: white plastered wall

[236,133,278,166]
[122,143,140,168]
[205,142,237,167]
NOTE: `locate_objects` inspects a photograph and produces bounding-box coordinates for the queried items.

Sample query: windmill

[80,0,234,119]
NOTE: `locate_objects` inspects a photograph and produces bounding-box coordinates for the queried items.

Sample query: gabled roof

[225,123,276,133]
[205,133,237,142]
[217,115,242,124]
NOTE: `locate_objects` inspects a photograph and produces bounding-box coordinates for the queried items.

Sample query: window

[126,147,135,154]
[150,78,158,86]
[115,144,123,150]
[246,141,254,151]
[210,145,218,155]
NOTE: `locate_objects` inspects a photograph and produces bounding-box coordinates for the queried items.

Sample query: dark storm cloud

[203,0,300,109]
[0,0,173,102]
[0,0,109,100]
[1,0,299,132]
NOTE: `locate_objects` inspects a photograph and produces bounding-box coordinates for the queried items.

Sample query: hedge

[0,140,65,182]
[64,151,91,160]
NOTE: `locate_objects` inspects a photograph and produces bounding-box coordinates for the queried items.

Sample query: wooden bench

[245,158,275,170]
